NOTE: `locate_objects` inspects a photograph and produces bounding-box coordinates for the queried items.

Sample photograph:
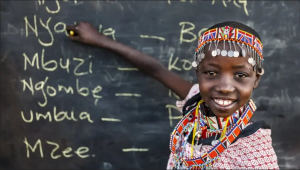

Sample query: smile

[210,98,237,112]
[213,98,236,107]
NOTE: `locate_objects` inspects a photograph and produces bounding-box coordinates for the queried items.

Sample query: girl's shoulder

[176,84,199,112]
[233,120,272,144]
[225,122,279,169]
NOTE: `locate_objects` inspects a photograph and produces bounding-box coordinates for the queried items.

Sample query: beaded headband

[192,26,264,74]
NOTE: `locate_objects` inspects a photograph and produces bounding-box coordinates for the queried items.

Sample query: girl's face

[197,42,261,118]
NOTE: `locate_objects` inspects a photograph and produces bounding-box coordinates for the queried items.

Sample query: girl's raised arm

[66,22,193,99]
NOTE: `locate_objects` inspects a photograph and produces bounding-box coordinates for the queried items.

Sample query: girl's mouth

[210,98,238,113]
[212,98,236,107]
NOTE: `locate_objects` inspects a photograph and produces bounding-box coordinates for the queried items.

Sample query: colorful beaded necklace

[169,99,256,169]
[195,102,245,139]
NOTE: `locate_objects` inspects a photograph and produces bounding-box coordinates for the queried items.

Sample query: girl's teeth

[214,99,233,106]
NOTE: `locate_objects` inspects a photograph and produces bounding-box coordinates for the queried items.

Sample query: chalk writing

[115,93,141,97]
[73,56,93,76]
[99,24,117,41]
[167,0,194,4]
[179,22,197,43]
[122,148,149,152]
[237,0,249,16]
[23,49,93,76]
[168,51,193,71]
[36,0,78,12]
[24,137,92,159]
[117,67,139,71]
[21,106,93,123]
[20,77,102,107]
[168,0,249,16]
[25,15,116,47]
[101,118,122,122]
[37,0,61,14]
[62,0,78,4]
[166,104,183,127]
[179,22,208,44]
[211,0,249,16]
[169,90,180,100]
[140,35,165,41]
[54,22,69,36]
[24,15,53,47]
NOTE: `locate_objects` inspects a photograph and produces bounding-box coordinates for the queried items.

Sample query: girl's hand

[66,22,111,47]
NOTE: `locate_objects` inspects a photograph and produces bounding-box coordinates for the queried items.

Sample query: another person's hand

[66,22,111,47]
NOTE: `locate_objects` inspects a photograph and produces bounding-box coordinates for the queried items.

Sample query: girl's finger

[66,25,79,36]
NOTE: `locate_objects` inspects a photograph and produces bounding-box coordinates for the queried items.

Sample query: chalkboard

[1,0,300,169]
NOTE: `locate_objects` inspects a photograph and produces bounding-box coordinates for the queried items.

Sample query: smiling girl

[66,21,279,169]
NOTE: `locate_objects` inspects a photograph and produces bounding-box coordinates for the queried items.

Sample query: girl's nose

[215,75,235,94]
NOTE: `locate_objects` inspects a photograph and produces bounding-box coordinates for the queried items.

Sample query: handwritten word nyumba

[24,137,94,159]
[167,0,249,16]
[24,15,116,47]
[20,77,102,107]
[21,106,93,123]
[23,49,93,76]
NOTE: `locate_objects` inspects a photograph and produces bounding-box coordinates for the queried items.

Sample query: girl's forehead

[200,51,253,70]
[198,42,257,72]
[203,41,248,57]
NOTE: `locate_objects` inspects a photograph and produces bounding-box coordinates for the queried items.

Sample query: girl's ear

[254,69,264,89]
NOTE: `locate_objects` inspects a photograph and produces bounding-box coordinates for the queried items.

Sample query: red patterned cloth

[167,84,279,169]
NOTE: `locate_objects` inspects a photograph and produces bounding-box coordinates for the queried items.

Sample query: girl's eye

[235,73,247,78]
[204,71,218,76]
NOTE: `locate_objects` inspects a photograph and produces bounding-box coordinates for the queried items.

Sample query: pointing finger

[66,25,79,36]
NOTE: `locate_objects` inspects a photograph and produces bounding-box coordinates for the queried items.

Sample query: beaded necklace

[169,99,256,169]
[197,102,244,138]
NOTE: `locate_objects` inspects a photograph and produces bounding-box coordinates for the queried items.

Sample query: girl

[66,21,279,169]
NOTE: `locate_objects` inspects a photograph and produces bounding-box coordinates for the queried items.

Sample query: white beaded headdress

[192,26,264,74]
